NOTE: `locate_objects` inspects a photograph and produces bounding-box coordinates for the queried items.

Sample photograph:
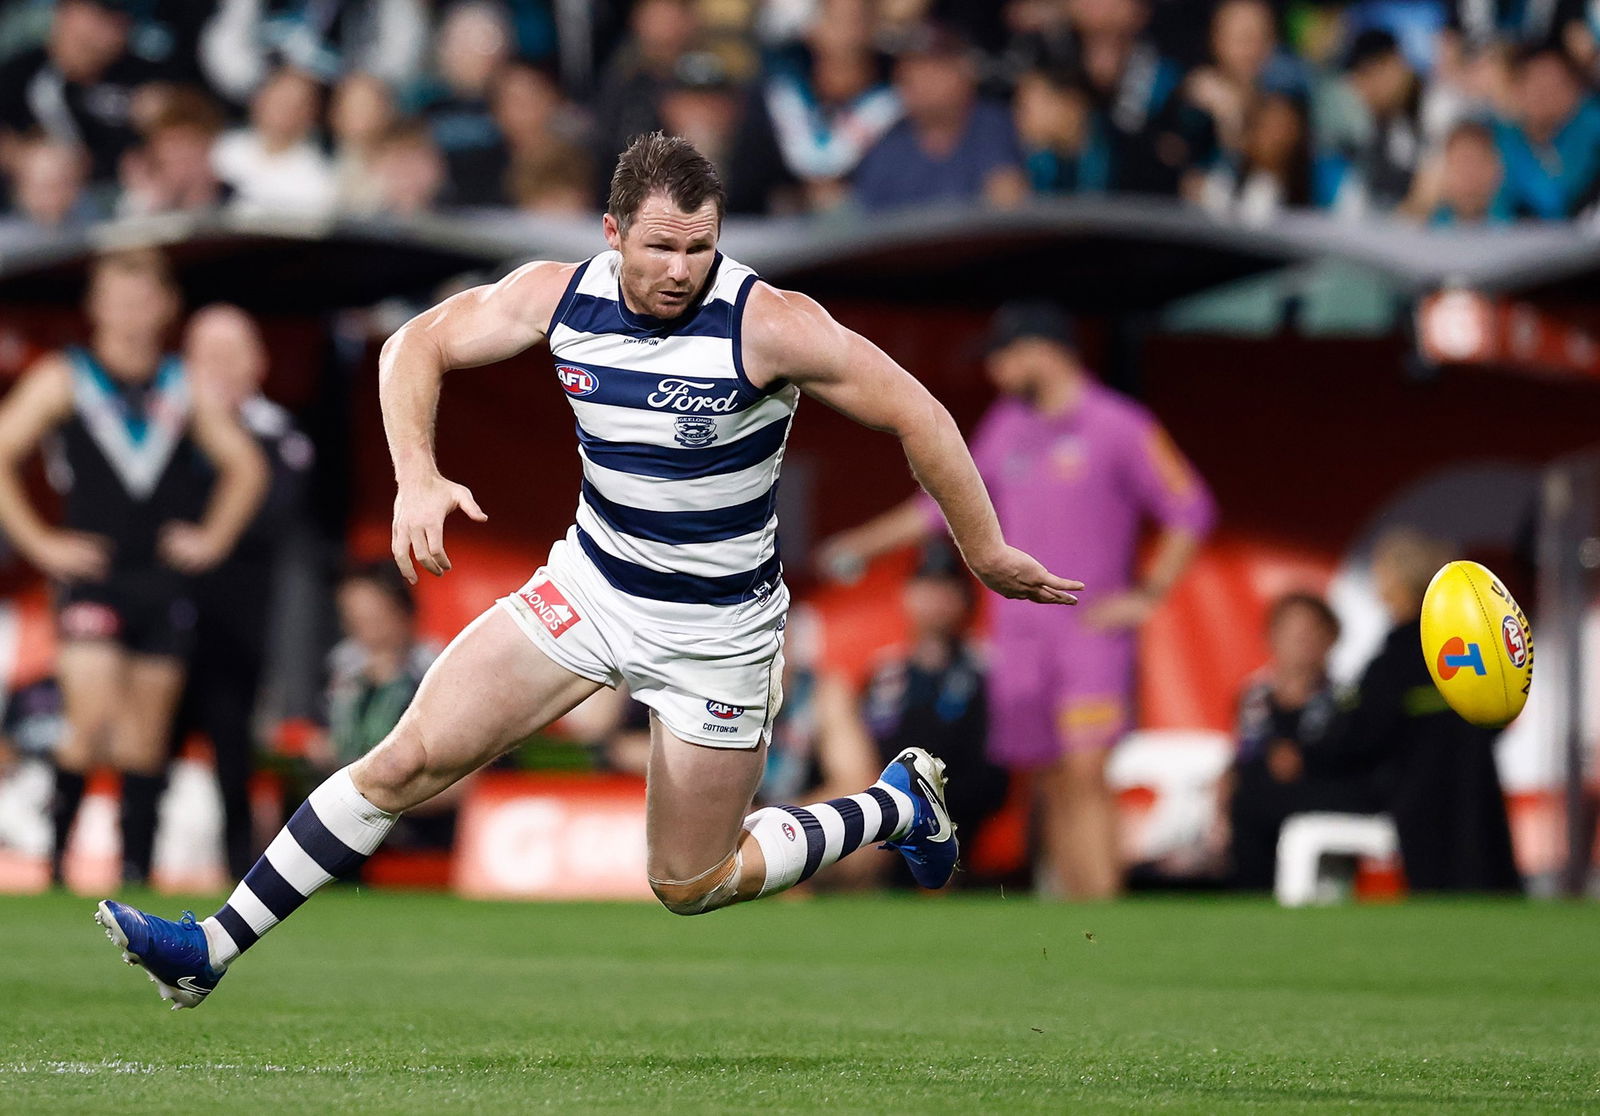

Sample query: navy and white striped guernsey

[547,250,798,608]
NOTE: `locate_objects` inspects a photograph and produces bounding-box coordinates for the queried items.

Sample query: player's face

[87,267,178,347]
[605,193,720,319]
[185,309,267,406]
[985,337,1078,401]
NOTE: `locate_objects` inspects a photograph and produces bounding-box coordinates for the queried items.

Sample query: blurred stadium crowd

[0,0,1551,905]
[4,0,1600,229]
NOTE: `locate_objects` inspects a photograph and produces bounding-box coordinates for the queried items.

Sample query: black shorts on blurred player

[56,570,199,660]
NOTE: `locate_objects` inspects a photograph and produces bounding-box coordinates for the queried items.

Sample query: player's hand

[968,545,1082,604]
[158,521,232,574]
[392,472,487,584]
[26,529,111,582]
[1083,589,1160,632]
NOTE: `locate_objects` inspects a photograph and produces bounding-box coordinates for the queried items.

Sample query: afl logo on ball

[1501,615,1528,668]
[556,365,598,396]
[705,700,744,720]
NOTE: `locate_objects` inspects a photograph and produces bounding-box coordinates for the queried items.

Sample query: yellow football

[1420,560,1534,728]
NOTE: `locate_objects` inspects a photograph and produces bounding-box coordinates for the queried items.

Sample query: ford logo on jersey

[705,700,744,720]
[556,365,598,396]
[647,378,739,413]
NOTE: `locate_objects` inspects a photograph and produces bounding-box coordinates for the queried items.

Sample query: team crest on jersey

[674,415,718,447]
[556,365,598,397]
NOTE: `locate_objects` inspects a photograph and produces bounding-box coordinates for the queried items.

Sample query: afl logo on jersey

[706,700,744,720]
[674,415,718,447]
[556,365,598,397]
[1501,615,1528,668]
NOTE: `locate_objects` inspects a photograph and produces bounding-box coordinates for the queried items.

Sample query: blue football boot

[878,747,959,889]
[95,900,225,1010]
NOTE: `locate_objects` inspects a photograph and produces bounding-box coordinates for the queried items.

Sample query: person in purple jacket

[820,302,1216,898]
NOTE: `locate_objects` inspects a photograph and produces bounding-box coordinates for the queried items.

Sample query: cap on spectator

[1344,28,1400,72]
[986,300,1078,353]
[671,51,736,92]
[912,540,966,582]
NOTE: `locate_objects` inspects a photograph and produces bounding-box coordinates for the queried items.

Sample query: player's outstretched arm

[742,285,1082,605]
[380,260,574,582]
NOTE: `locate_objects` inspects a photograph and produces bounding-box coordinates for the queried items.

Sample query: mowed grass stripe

[2,891,1597,1113]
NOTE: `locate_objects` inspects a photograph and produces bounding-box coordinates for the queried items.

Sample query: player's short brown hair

[607,131,724,234]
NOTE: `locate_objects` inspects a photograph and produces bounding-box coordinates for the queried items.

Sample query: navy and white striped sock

[201,768,396,968]
[743,781,915,897]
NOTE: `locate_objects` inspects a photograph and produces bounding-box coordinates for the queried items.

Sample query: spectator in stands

[1192,90,1312,223]
[1222,592,1381,890]
[489,61,592,209]
[1061,0,1214,196]
[594,0,699,178]
[199,0,428,107]
[370,122,448,216]
[852,23,1027,212]
[509,148,596,215]
[308,561,455,849]
[330,72,399,215]
[117,86,230,217]
[7,139,92,227]
[175,304,314,879]
[658,52,742,178]
[1412,119,1515,225]
[1493,46,1600,219]
[213,66,337,215]
[846,542,1010,888]
[412,1,514,207]
[1015,67,1098,195]
[0,0,163,186]
[1184,0,1304,157]
[821,301,1215,899]
[727,0,900,214]
[1314,529,1520,892]
[1316,29,1423,217]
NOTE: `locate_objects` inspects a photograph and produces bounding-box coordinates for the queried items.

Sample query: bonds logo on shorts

[556,364,598,397]
[674,414,717,448]
[518,579,582,638]
[1436,636,1487,681]
[705,700,744,720]
[1501,615,1528,668]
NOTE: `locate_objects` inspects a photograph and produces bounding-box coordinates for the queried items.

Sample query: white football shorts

[497,527,787,750]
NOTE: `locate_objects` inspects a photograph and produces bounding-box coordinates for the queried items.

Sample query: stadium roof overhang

[0,201,1595,312]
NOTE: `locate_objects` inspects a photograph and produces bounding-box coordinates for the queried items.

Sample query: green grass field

[2,889,1597,1113]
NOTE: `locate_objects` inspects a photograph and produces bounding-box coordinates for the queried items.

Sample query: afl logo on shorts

[705,700,744,720]
[556,365,598,397]
[1501,615,1528,668]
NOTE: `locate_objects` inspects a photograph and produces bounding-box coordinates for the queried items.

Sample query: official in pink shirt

[821,302,1215,898]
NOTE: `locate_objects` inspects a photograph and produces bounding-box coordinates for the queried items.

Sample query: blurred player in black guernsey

[172,304,313,879]
[0,249,266,886]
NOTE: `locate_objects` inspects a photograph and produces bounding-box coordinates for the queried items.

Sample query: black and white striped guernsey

[547,250,798,608]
